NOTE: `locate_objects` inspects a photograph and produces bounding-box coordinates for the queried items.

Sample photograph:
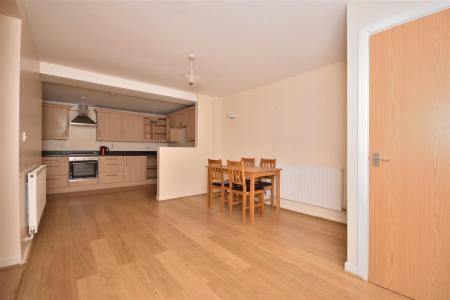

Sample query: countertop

[42,150,157,157]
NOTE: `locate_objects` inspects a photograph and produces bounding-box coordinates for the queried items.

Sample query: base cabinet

[99,172,124,184]
[124,156,147,182]
[44,155,155,194]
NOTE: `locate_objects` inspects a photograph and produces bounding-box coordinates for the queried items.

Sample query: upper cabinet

[42,103,71,140]
[96,109,167,142]
[185,107,195,141]
[122,114,145,141]
[168,106,196,142]
[96,110,122,141]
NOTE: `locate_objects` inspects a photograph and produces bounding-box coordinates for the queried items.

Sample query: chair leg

[260,193,264,216]
[220,189,225,212]
[228,191,233,216]
[242,194,247,223]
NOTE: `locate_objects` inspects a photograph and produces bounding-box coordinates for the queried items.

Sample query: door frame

[355,3,450,280]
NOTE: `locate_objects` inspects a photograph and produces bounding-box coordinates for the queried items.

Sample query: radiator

[278,164,343,211]
[27,165,46,235]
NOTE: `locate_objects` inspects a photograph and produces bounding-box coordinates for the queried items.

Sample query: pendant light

[184,54,200,86]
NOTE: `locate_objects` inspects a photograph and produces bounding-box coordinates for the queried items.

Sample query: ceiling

[25,1,347,96]
[43,82,190,115]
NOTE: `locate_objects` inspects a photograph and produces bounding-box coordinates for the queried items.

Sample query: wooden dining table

[207,165,282,224]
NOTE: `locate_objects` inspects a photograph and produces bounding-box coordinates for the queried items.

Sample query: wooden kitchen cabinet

[122,114,144,141]
[168,110,186,127]
[97,110,122,140]
[185,107,195,141]
[124,156,147,182]
[42,103,71,139]
[99,156,125,173]
[97,109,167,142]
[168,106,196,142]
[42,156,69,190]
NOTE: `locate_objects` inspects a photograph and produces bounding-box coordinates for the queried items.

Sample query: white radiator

[279,164,343,211]
[27,165,46,235]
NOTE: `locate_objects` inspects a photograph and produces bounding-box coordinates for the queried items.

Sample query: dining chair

[241,157,256,167]
[259,158,277,208]
[208,159,229,211]
[227,160,265,222]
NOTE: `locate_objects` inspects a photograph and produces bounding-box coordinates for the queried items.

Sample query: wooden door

[185,107,195,140]
[96,111,122,140]
[42,103,70,139]
[124,156,147,182]
[122,114,144,141]
[369,9,450,299]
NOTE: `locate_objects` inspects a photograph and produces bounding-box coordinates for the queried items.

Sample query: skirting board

[280,198,347,224]
[0,255,21,268]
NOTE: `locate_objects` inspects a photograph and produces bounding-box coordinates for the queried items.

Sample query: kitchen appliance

[69,153,98,181]
[99,146,110,155]
[70,97,96,126]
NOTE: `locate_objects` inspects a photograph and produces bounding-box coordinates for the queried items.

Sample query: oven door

[70,160,98,180]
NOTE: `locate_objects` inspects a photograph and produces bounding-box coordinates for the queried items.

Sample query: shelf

[147,166,157,169]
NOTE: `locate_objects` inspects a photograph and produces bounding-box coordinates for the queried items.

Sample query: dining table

[207,165,282,224]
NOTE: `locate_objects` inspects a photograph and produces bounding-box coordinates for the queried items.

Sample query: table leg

[250,174,255,224]
[276,170,280,211]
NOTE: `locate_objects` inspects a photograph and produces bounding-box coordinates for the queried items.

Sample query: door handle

[372,153,391,167]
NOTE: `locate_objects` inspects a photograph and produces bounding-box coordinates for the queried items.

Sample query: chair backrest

[227,160,246,192]
[260,158,276,169]
[241,157,256,167]
[208,159,223,184]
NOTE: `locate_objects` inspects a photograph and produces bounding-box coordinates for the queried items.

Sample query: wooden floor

[14,185,406,300]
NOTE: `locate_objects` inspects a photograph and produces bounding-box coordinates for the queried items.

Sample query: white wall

[222,61,346,168]
[158,94,222,200]
[17,0,42,263]
[43,102,168,151]
[0,11,22,267]
[346,1,449,278]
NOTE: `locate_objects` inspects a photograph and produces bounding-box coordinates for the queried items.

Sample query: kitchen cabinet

[168,106,196,142]
[99,156,125,173]
[122,114,145,141]
[185,107,195,141]
[97,110,122,140]
[99,172,124,184]
[168,110,186,127]
[124,156,147,182]
[42,156,68,189]
[97,109,167,142]
[42,103,70,139]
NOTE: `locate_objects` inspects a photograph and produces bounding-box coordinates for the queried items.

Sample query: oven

[69,155,98,180]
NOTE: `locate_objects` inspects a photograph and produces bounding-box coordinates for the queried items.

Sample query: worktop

[42,150,157,157]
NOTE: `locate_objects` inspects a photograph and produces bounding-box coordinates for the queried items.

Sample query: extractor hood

[70,99,96,126]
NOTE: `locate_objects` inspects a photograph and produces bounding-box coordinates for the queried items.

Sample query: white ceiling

[43,82,190,115]
[25,1,347,96]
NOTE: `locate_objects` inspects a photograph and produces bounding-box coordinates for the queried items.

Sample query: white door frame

[356,3,450,280]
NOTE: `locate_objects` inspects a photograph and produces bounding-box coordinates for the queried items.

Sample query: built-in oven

[69,155,98,181]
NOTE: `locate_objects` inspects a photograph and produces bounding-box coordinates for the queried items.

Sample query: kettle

[99,146,110,156]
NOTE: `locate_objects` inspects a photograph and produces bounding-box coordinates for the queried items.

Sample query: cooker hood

[70,100,96,126]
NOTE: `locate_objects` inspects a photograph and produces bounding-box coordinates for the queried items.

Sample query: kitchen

[41,81,196,197]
